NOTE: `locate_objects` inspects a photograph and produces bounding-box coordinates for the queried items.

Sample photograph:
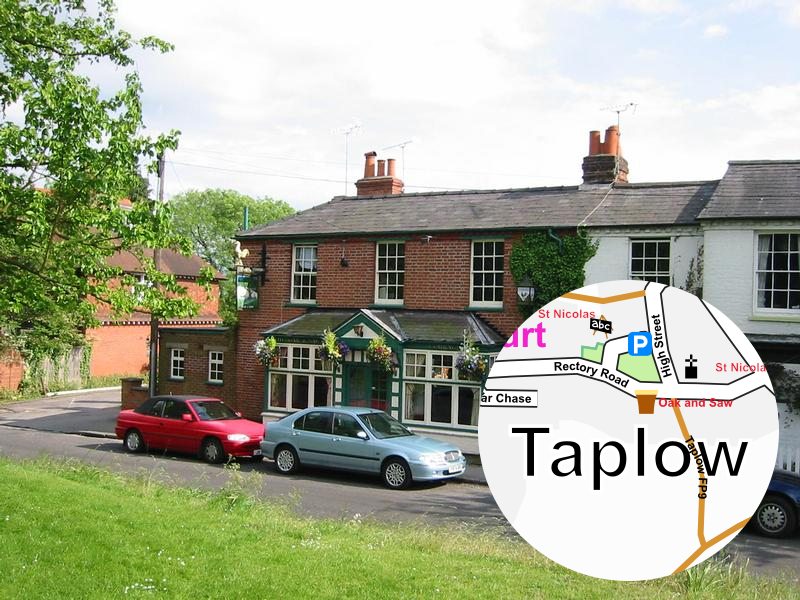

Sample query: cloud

[727,0,800,26]
[108,1,800,208]
[703,23,729,37]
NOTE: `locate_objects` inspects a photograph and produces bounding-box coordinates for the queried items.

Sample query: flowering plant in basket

[455,329,487,380]
[319,328,350,367]
[366,334,394,373]
[253,336,279,367]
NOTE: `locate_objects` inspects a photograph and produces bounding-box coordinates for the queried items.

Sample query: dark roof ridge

[727,159,800,165]
[333,184,581,201]
[613,179,718,188]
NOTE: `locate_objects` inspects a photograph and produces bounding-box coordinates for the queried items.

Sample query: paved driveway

[0,389,120,436]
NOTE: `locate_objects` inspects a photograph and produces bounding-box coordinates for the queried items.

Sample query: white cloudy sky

[112,0,800,210]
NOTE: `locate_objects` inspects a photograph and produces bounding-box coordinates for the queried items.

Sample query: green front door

[344,363,389,412]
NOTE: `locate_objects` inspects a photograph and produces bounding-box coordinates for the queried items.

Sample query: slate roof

[699,161,800,220]
[263,310,355,338]
[263,309,504,346]
[107,247,224,279]
[239,181,718,239]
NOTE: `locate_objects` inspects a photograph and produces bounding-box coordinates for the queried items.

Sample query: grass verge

[0,457,797,599]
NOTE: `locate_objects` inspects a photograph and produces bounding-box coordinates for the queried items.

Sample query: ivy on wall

[509,230,598,318]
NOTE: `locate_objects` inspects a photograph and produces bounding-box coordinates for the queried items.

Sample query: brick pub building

[159,126,800,435]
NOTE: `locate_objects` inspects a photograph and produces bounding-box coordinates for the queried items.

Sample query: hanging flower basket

[455,329,487,381]
[366,334,394,373]
[254,336,279,367]
[319,328,350,368]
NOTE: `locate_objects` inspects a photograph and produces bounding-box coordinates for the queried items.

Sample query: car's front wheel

[753,494,797,538]
[200,438,226,464]
[274,445,299,474]
[123,429,145,453]
[382,458,411,489]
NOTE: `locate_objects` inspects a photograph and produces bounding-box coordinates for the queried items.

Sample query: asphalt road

[1,391,799,582]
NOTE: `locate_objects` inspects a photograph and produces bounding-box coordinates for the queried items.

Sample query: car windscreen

[359,412,412,439]
[191,401,239,421]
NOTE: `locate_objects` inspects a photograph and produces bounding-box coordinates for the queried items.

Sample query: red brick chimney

[355,151,404,196]
[582,125,629,184]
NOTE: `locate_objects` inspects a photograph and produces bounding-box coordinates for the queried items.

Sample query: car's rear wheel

[123,429,145,453]
[274,445,299,474]
[200,438,226,464]
[382,458,411,489]
[753,494,797,538]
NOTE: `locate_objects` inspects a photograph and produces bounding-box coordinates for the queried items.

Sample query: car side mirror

[356,430,368,440]
[181,413,193,422]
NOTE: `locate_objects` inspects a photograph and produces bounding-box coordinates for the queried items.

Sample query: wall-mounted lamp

[516,276,536,303]
[353,325,364,337]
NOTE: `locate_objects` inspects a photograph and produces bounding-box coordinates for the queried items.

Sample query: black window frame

[333,413,366,438]
[300,411,333,434]
[162,399,191,420]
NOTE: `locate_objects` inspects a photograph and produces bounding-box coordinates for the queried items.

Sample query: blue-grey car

[261,407,467,489]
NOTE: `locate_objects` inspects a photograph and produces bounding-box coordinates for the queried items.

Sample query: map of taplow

[478,280,779,581]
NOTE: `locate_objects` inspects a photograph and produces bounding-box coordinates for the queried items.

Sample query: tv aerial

[382,137,419,180]
[332,118,362,194]
[601,102,638,129]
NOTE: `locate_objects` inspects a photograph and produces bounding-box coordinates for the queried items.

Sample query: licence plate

[253,449,262,456]
[448,465,464,474]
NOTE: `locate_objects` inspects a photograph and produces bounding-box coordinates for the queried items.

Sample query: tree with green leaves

[170,189,294,271]
[169,189,294,324]
[0,1,207,370]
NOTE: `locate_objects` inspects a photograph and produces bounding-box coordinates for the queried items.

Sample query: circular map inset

[479,280,778,581]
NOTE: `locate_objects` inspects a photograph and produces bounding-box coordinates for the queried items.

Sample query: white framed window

[131,274,152,303]
[431,353,454,380]
[471,240,504,307]
[208,351,224,383]
[291,245,318,303]
[375,242,405,304]
[268,344,332,411]
[170,348,185,380]
[402,350,494,428]
[630,239,671,285]
[404,352,426,378]
[756,233,800,311]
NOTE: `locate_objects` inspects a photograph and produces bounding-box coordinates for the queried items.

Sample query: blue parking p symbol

[628,332,652,356]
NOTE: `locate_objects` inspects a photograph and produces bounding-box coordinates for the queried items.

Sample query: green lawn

[0,458,797,599]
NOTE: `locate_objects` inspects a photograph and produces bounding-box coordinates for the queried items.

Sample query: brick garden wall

[0,350,25,391]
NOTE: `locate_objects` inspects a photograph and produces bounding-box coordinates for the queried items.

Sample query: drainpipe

[547,228,564,254]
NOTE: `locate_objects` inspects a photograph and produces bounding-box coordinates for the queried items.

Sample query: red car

[116,395,264,464]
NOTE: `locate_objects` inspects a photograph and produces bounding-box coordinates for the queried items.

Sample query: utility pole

[148,153,165,397]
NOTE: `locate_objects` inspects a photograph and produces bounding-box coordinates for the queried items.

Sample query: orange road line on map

[672,517,751,574]
[560,290,646,304]
[672,402,707,546]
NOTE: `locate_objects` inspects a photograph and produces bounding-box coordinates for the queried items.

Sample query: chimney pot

[601,125,620,156]
[589,130,601,155]
[582,125,628,184]
[364,151,377,178]
[355,151,404,196]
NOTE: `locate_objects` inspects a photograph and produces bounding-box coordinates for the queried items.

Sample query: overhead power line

[178,146,573,181]
[167,160,463,191]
